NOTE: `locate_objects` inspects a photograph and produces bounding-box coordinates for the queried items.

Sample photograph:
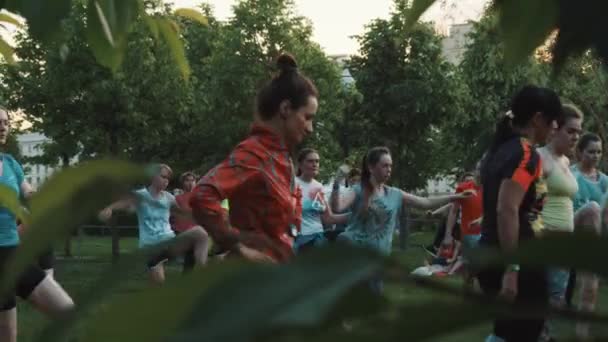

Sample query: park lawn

[16,232,608,341]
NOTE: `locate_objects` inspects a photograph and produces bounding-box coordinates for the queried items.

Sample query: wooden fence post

[111,221,120,262]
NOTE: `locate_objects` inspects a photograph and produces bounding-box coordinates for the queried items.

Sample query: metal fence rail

[62,217,443,260]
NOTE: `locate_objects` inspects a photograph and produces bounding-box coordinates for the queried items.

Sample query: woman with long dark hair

[332,146,472,292]
[478,85,562,342]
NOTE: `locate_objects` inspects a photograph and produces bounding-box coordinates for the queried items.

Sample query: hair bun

[276,53,298,74]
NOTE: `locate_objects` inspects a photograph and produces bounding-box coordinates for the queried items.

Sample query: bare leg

[148,262,166,285]
[27,275,74,318]
[448,259,464,275]
[0,309,17,342]
[170,227,209,267]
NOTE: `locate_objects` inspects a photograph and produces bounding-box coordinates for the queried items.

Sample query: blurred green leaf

[69,245,380,341]
[173,246,380,340]
[38,235,233,342]
[268,250,383,328]
[151,16,191,80]
[174,8,208,26]
[0,184,27,223]
[4,0,71,42]
[261,284,387,342]
[0,12,22,27]
[0,160,146,303]
[143,15,159,39]
[314,299,490,342]
[77,261,246,342]
[85,0,139,72]
[404,0,435,31]
[495,0,558,65]
[468,231,608,276]
[0,37,15,63]
[391,284,608,341]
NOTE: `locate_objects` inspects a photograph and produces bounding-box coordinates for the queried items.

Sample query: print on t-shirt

[364,198,393,241]
[297,178,326,236]
[530,176,548,235]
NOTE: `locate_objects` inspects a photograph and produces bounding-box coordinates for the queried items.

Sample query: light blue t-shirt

[0,154,24,247]
[296,177,325,237]
[339,184,403,256]
[134,188,176,247]
[571,165,608,211]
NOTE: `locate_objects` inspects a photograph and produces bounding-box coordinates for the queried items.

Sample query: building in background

[329,54,355,86]
[425,176,456,195]
[16,132,56,189]
[441,22,474,64]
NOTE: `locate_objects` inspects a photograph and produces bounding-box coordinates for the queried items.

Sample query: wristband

[506,264,520,273]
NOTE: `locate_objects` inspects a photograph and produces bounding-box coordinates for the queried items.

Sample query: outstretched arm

[99,195,136,222]
[402,190,473,210]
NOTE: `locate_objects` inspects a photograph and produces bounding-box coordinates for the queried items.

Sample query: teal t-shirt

[340,184,403,256]
[134,188,176,247]
[571,165,608,211]
[0,154,24,247]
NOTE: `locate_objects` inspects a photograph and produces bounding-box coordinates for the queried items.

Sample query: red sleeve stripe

[511,140,535,191]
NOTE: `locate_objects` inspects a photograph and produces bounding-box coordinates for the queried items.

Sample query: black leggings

[477,266,548,342]
[0,246,47,311]
[146,247,195,273]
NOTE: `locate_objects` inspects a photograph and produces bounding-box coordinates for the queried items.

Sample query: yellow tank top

[542,163,578,232]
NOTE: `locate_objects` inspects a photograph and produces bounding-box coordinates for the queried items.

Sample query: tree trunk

[341,109,351,159]
[109,130,120,261]
[111,220,120,263]
[61,153,73,257]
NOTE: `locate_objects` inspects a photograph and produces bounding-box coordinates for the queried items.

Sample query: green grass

[15,232,608,341]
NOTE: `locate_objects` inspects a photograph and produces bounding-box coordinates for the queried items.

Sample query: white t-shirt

[297,177,326,236]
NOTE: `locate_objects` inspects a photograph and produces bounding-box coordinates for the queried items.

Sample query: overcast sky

[170,0,489,55]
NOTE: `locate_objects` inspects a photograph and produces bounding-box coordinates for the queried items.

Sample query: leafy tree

[1,1,608,342]
[409,0,608,70]
[348,0,467,190]
[3,1,199,168]
[543,50,608,165]
[0,0,202,78]
[544,51,607,130]
[189,0,346,178]
[453,13,544,169]
[2,134,22,162]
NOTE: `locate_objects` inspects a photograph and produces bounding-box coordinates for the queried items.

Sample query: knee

[577,202,601,230]
[588,202,601,217]
[191,226,209,242]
